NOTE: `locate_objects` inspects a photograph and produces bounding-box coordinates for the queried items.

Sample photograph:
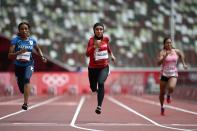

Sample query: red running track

[0,94,196,131]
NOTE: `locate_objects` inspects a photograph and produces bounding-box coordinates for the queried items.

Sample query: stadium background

[0,0,197,100]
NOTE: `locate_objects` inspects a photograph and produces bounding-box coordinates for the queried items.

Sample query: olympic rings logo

[42,74,69,87]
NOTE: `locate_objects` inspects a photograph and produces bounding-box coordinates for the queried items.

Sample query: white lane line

[0,122,69,127]
[0,122,197,127]
[0,96,39,105]
[127,96,197,115]
[0,98,23,104]
[70,96,103,131]
[171,124,197,127]
[107,96,191,131]
[86,124,196,131]
[0,96,62,120]
[0,102,77,106]
[86,123,197,127]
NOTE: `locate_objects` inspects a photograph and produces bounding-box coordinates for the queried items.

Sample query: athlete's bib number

[163,66,176,77]
[94,50,108,61]
[16,52,31,61]
[163,70,176,77]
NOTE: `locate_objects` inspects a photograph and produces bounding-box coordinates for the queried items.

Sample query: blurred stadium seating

[0,0,197,69]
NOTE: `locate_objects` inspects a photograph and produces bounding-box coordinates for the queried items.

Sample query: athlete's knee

[168,86,174,93]
[17,82,24,94]
[159,91,165,96]
[91,87,97,92]
[90,85,97,92]
[98,83,104,93]
[98,81,104,87]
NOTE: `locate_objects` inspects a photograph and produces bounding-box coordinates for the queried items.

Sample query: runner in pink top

[161,49,178,78]
[157,37,188,116]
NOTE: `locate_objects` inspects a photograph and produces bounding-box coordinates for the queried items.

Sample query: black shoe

[22,103,28,110]
[95,106,101,114]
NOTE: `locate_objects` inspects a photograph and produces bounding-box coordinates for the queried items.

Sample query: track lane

[0,94,196,131]
[114,95,197,130]
[0,95,80,131]
[76,94,169,131]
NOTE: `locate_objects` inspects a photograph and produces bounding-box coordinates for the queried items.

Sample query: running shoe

[167,94,171,104]
[22,103,28,110]
[161,107,165,116]
[95,106,101,114]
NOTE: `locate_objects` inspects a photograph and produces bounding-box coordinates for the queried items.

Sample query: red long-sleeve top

[86,36,112,68]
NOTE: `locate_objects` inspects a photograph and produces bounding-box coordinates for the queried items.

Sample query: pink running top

[161,49,178,77]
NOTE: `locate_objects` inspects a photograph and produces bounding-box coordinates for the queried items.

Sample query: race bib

[94,50,108,61]
[163,66,177,77]
[16,52,31,61]
[163,70,176,77]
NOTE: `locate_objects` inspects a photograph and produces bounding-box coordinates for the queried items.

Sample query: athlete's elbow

[157,61,162,66]
[8,54,15,60]
[86,52,89,57]
[8,55,13,60]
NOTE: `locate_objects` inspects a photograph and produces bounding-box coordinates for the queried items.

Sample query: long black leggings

[88,66,109,107]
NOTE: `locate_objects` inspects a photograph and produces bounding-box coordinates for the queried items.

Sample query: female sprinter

[158,37,188,115]
[8,22,47,110]
[86,23,116,114]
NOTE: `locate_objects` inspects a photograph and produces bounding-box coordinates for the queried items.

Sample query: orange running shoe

[161,107,165,116]
[167,95,171,104]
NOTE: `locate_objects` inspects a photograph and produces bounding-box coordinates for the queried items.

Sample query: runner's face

[164,39,172,50]
[94,26,104,38]
[19,24,29,38]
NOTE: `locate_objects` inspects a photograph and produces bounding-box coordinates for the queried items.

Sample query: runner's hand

[17,48,27,55]
[183,64,188,69]
[41,56,47,63]
[111,55,116,64]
